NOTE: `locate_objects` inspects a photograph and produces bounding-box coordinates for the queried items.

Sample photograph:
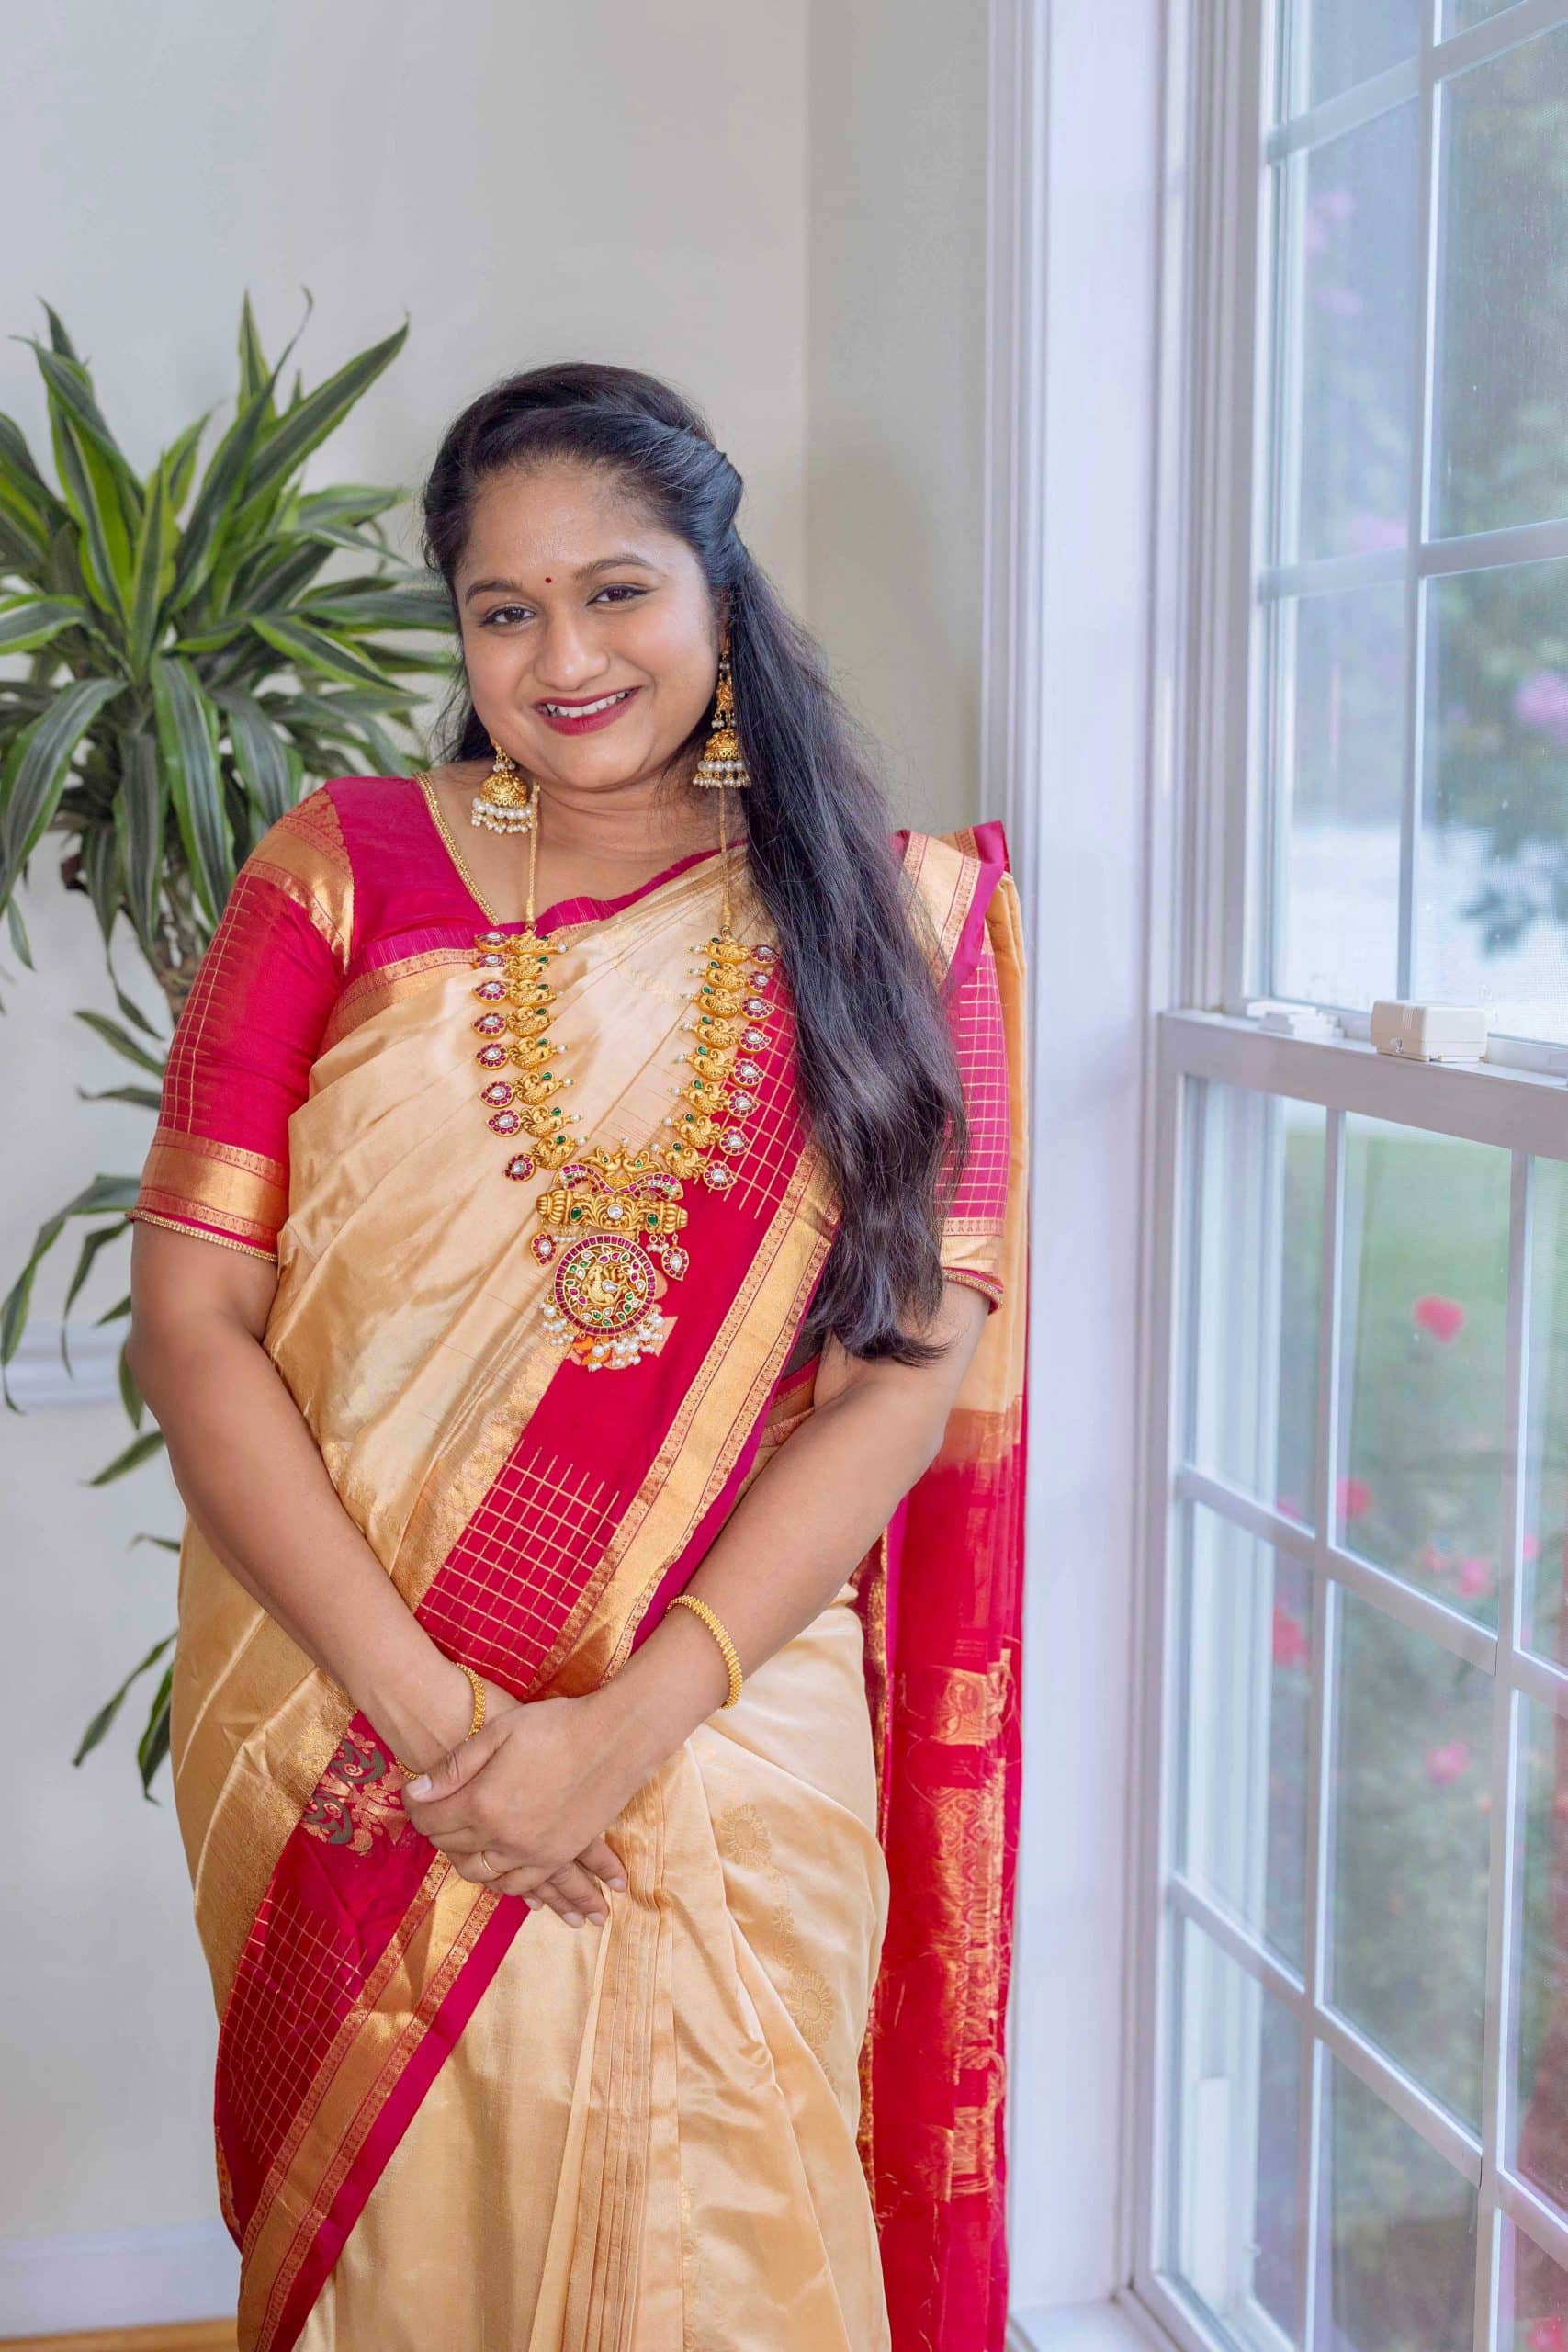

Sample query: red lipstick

[534,686,642,736]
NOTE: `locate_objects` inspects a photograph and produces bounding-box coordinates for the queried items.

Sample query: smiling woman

[123,360,1029,2352]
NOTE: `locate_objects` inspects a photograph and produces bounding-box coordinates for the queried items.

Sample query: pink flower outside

[1424,1739,1473,1788]
[1337,1475,1372,1521]
[1413,1295,1466,1343]
[1271,1606,1309,1672]
[1456,1555,1493,1600]
[1526,2318,1567,2352]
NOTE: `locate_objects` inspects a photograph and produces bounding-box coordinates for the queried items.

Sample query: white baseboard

[0,2219,237,2334]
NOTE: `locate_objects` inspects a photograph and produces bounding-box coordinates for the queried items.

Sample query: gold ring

[477,1850,502,1882]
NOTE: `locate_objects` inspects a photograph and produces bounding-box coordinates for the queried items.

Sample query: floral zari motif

[299,1729,411,1856]
[469,921,777,1370]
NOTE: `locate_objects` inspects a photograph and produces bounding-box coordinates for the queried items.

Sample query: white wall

[0,0,986,2323]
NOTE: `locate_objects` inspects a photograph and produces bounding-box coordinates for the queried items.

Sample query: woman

[126,362,1028,2352]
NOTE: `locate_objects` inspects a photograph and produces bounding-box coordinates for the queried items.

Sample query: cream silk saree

[127,775,1028,2351]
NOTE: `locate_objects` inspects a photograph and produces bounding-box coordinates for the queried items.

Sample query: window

[1136,7,1568,2352]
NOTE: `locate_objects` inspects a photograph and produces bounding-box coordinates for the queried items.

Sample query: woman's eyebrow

[463,552,661,604]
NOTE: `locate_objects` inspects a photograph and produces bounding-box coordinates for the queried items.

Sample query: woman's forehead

[458,462,676,576]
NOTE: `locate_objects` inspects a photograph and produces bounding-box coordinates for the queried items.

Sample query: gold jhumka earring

[690,639,750,790]
[470,740,536,833]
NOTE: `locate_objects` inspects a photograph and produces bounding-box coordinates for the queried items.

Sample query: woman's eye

[479,587,644,628]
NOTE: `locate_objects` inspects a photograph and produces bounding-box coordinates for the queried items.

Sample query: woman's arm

[402,1279,991,1887]
[603,1276,992,1771]
[127,1222,491,1766]
[128,1222,627,1922]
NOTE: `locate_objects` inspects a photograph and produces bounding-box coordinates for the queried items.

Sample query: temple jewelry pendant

[468,924,778,1371]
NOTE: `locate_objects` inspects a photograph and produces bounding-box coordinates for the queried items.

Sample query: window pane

[1179,1508,1313,1969]
[1337,1114,1510,1623]
[1328,1593,1492,2126]
[1500,2218,1568,2352]
[1276,106,1418,565]
[1513,1695,1568,2221]
[1191,1088,1325,1527]
[1322,2058,1479,2352]
[1435,26,1568,537]
[1444,0,1519,29]
[1418,561,1568,1045]
[1525,1159,1568,1668]
[1272,584,1406,1009]
[1289,0,1421,112]
[1168,1921,1302,2347]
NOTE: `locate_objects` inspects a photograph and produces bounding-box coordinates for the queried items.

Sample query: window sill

[1159,1007,1568,1158]
[1010,2297,1175,2352]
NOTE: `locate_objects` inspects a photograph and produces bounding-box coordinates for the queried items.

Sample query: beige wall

[0,0,984,2297]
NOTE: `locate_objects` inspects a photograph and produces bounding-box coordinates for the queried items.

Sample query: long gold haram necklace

[423,773,775,1372]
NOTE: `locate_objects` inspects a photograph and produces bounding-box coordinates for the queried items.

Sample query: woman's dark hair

[421,360,968,1363]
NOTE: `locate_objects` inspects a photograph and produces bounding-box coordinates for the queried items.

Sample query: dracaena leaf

[86,1428,167,1487]
[211,684,299,823]
[252,612,403,695]
[0,676,124,881]
[74,1006,166,1076]
[137,1662,174,1796]
[73,1632,175,1767]
[0,594,88,654]
[168,368,282,609]
[243,322,409,505]
[302,582,451,632]
[151,654,232,921]
[237,294,274,412]
[127,456,177,675]
[114,727,164,944]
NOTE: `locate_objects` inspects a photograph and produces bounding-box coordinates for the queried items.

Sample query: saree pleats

[129,781,1026,2352]
[293,1577,890,2352]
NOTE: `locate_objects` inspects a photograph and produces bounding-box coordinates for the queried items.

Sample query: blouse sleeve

[127,791,354,1262]
[939,929,1012,1312]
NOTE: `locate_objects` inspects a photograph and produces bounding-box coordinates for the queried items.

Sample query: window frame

[1127,3,1568,2349]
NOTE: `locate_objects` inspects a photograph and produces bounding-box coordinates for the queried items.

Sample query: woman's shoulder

[246,774,425,884]
[893,817,1011,930]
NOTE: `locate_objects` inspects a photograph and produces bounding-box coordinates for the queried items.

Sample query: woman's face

[453,462,721,797]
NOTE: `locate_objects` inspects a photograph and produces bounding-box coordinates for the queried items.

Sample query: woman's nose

[533,612,610,692]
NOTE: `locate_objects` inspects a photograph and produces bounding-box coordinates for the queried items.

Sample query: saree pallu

[127,775,1028,2352]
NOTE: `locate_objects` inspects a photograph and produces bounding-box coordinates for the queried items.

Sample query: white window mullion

[1473,1154,1533,2352]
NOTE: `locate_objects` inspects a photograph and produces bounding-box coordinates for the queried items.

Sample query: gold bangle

[394,1660,486,1775]
[667,1591,743,1709]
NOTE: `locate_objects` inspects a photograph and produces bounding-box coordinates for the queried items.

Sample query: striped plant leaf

[127,455,177,675]
[0,676,124,881]
[73,1634,174,1767]
[252,611,404,694]
[243,322,408,504]
[113,726,164,944]
[0,594,87,653]
[167,368,281,609]
[211,684,299,823]
[74,1008,168,1075]
[151,654,231,921]
[80,817,122,947]
[302,580,450,632]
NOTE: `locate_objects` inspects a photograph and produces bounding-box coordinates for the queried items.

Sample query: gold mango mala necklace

[428,772,775,1372]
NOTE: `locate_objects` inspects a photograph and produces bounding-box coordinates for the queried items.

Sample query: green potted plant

[0,297,444,1789]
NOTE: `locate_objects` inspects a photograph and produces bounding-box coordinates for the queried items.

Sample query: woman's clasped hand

[400,1683,632,1929]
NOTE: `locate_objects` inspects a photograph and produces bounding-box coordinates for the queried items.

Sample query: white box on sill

[1371,999,1490,1062]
